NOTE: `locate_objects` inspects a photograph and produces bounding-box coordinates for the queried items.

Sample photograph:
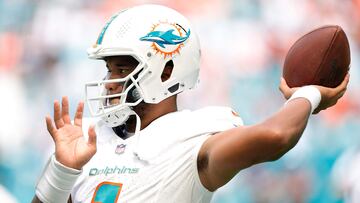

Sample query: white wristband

[35,155,82,203]
[285,86,321,114]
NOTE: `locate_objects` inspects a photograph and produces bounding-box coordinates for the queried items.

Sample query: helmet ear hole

[161,60,174,82]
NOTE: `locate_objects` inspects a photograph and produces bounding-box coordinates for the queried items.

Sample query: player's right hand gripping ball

[283,25,350,88]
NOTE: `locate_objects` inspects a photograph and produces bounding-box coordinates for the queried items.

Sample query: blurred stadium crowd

[1,0,360,202]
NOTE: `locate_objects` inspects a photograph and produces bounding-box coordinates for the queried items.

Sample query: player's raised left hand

[279,73,350,114]
[45,96,97,170]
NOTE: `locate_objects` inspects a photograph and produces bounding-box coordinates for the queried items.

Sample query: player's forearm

[212,98,311,166]
[199,98,312,191]
[260,98,311,159]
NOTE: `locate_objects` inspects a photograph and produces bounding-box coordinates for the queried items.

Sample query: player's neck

[126,96,178,133]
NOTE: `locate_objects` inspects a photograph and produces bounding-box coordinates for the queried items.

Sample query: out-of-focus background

[1,0,360,202]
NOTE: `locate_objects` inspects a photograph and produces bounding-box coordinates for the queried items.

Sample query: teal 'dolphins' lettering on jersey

[71,106,243,203]
[89,166,139,176]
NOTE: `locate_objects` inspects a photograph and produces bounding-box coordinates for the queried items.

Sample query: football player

[32,4,349,203]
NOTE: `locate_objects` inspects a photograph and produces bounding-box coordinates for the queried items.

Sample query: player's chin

[109,98,121,105]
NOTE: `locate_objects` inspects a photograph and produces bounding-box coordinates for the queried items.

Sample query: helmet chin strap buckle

[102,106,133,127]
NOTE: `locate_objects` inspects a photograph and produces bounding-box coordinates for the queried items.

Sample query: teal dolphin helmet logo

[139,22,191,58]
[140,28,191,48]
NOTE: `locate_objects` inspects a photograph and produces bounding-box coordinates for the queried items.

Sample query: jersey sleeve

[190,106,244,135]
[189,106,244,201]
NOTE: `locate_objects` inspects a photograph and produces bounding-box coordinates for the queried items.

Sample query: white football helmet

[85,4,201,127]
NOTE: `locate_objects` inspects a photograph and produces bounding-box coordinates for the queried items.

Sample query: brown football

[283,25,350,88]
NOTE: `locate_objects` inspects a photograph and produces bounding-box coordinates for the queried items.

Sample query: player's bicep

[198,124,286,191]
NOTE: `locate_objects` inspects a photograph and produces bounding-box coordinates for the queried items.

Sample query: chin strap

[101,106,133,128]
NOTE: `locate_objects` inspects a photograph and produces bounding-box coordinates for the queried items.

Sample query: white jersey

[71,106,243,203]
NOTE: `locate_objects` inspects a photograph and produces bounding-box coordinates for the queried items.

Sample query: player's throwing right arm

[32,96,97,203]
[197,74,349,192]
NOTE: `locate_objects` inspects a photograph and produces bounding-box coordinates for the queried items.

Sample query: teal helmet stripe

[96,13,120,45]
